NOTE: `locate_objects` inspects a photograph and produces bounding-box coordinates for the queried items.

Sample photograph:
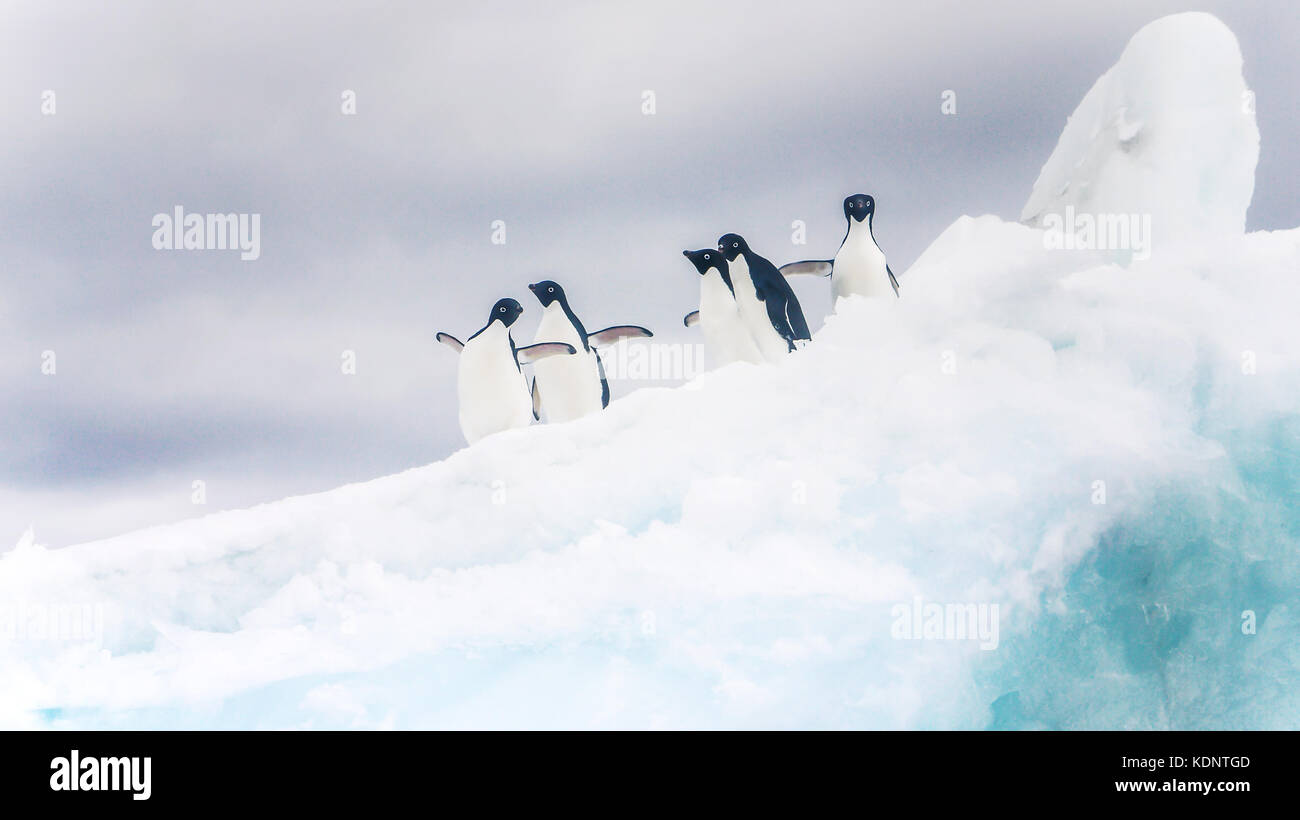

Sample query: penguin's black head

[528,280,566,308]
[717,233,748,262]
[844,194,875,223]
[490,297,524,327]
[683,248,727,276]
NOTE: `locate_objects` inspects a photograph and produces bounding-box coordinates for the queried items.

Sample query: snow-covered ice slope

[1022,12,1259,239]
[3,13,1297,729]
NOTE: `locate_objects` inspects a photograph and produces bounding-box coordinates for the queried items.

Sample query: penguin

[681,248,764,367]
[779,193,900,303]
[436,298,576,445]
[717,233,811,361]
[527,280,653,423]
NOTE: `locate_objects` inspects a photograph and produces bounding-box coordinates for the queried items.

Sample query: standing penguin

[717,233,811,361]
[681,248,763,367]
[780,193,900,303]
[528,280,653,423]
[436,298,576,445]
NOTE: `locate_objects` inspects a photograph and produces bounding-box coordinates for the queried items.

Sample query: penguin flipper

[785,292,812,342]
[516,341,577,365]
[683,311,700,328]
[596,350,610,409]
[780,260,833,277]
[763,296,798,350]
[435,332,464,353]
[887,264,901,297]
[587,325,654,347]
[531,376,542,421]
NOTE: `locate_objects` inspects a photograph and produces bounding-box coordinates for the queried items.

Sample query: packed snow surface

[2,13,1296,728]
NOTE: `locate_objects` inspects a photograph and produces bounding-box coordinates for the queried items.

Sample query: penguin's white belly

[833,235,892,302]
[456,332,531,444]
[533,308,604,422]
[727,256,790,362]
[700,272,763,367]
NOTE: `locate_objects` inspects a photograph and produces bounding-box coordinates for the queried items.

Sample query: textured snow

[2,13,1297,729]
[1022,12,1260,240]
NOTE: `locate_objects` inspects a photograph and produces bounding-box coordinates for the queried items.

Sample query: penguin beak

[682,250,690,258]
[528,283,537,291]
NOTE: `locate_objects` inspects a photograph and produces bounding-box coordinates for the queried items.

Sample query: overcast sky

[2,0,1296,546]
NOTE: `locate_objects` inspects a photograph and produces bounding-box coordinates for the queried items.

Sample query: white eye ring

[849,202,854,208]
[500,307,506,312]
[704,253,710,259]
[732,242,738,248]
[547,287,554,293]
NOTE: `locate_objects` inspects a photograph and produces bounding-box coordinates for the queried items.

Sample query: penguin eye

[732,242,738,248]
[547,287,554,293]
[848,202,854,208]
[499,307,506,312]
[704,253,710,260]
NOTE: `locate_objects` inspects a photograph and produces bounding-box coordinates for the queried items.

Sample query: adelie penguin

[681,249,763,367]
[436,298,576,445]
[528,280,653,423]
[780,193,900,304]
[717,233,811,361]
